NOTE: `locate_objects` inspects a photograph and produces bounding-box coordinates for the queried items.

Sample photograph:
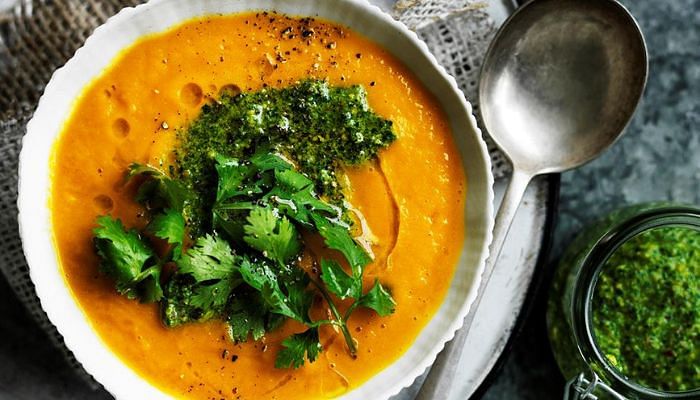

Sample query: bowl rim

[17,0,495,398]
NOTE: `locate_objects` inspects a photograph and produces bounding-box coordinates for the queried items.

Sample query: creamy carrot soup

[51,12,466,399]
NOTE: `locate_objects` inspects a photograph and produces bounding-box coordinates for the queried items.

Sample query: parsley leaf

[93,215,162,302]
[321,259,361,300]
[148,208,185,260]
[243,207,301,265]
[358,280,396,317]
[275,328,322,369]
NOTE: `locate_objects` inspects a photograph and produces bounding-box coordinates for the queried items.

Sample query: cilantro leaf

[164,235,242,321]
[213,209,247,245]
[275,168,313,192]
[128,164,193,213]
[163,235,242,327]
[162,278,223,326]
[177,235,239,282]
[188,279,238,311]
[94,216,153,283]
[214,154,256,202]
[137,266,163,303]
[266,169,339,227]
[358,280,396,316]
[238,257,277,291]
[275,328,322,369]
[227,291,285,342]
[239,258,312,324]
[93,215,162,302]
[282,269,314,324]
[250,150,293,172]
[321,259,361,300]
[228,296,267,343]
[243,207,301,265]
[213,150,288,205]
[286,186,338,216]
[148,209,185,260]
[310,213,371,279]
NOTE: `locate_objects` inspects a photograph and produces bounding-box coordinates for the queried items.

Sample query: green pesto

[176,80,395,233]
[592,226,700,392]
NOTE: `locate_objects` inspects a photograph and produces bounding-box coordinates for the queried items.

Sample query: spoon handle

[415,168,532,400]
[486,168,534,270]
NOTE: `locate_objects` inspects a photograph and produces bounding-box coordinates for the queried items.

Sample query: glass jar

[547,203,700,400]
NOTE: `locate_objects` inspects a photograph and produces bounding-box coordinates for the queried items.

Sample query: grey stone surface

[484,0,700,399]
[0,0,698,399]
[0,275,109,400]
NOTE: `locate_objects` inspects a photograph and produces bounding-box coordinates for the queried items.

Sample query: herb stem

[311,319,333,327]
[311,278,357,355]
[343,301,360,322]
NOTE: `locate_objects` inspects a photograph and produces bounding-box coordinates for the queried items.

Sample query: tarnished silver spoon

[416,0,647,398]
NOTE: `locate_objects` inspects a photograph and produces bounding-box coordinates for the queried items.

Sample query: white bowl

[18,0,494,398]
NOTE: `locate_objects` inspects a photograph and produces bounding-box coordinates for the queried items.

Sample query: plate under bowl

[17,0,494,398]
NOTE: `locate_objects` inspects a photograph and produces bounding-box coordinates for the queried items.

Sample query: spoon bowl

[480,0,647,175]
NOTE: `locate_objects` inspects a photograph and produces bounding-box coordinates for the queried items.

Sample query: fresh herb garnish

[93,216,162,302]
[94,150,396,368]
[128,164,193,215]
[275,328,323,369]
[243,207,302,266]
[227,289,285,342]
[147,208,185,260]
[94,80,396,368]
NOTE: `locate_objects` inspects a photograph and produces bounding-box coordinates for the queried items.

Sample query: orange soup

[51,12,466,399]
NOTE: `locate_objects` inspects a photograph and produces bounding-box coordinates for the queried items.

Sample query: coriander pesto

[177,79,396,234]
[593,226,700,392]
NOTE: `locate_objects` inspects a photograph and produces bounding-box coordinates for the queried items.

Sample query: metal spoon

[416,0,647,398]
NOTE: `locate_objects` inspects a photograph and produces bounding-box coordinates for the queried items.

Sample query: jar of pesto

[547,203,700,399]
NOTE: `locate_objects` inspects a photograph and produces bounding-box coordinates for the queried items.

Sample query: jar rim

[573,204,700,398]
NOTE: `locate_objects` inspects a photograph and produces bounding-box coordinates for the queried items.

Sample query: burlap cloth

[0,0,508,391]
